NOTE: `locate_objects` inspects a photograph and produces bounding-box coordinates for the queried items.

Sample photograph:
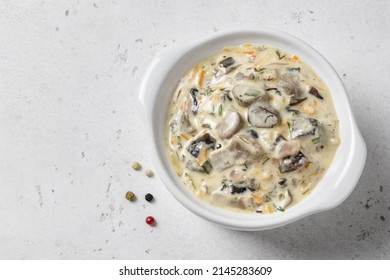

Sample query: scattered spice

[145,193,154,202]
[125,191,136,201]
[380,215,385,221]
[144,169,154,177]
[132,162,141,170]
[145,216,155,225]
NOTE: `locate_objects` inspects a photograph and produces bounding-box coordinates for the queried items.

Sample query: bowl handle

[137,44,188,123]
[317,125,367,212]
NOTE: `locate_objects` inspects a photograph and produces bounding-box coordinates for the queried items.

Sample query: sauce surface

[165,43,340,214]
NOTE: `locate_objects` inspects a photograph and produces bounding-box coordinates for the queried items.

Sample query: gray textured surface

[0,0,389,259]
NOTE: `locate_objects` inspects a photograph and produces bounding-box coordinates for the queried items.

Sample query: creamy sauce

[165,43,340,214]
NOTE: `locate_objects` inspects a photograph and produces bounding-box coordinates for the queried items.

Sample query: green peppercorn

[125,191,136,201]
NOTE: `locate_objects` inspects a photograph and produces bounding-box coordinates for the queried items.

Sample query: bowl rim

[138,27,367,231]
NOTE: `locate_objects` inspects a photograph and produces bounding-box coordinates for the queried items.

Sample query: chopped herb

[238,135,250,144]
[244,89,260,97]
[276,50,285,60]
[312,137,321,144]
[205,86,216,96]
[254,67,266,73]
[267,185,277,194]
[218,104,223,116]
[276,206,285,212]
[287,121,291,130]
[202,161,213,174]
[176,89,182,99]
[287,67,300,72]
[262,157,270,165]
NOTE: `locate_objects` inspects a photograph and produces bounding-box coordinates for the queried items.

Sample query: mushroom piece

[279,151,307,173]
[279,190,292,209]
[216,111,243,139]
[185,160,205,172]
[308,87,323,100]
[186,131,216,158]
[209,133,265,171]
[221,178,256,194]
[179,112,196,134]
[279,73,306,105]
[272,139,301,159]
[189,88,199,113]
[262,68,278,81]
[233,85,267,107]
[248,101,281,128]
[219,57,235,68]
[290,116,319,139]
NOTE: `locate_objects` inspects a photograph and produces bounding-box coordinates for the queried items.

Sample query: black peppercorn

[145,193,154,202]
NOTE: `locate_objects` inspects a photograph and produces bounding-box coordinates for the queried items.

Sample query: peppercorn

[132,162,141,170]
[145,216,155,225]
[145,193,154,202]
[125,191,136,201]
[144,169,153,177]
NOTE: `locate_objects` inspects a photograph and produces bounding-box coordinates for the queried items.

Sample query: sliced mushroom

[258,130,280,152]
[189,88,199,113]
[279,190,292,209]
[233,85,267,107]
[279,73,306,105]
[261,68,278,81]
[179,112,196,134]
[219,57,235,68]
[290,117,319,139]
[272,139,301,159]
[221,178,256,194]
[209,133,265,171]
[216,111,242,139]
[308,87,324,100]
[186,131,216,158]
[248,101,281,128]
[279,151,307,173]
[185,160,205,172]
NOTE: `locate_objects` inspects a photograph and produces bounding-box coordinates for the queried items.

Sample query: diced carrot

[170,136,178,145]
[198,69,205,88]
[293,55,299,61]
[264,203,274,214]
[243,50,257,56]
[196,148,208,165]
[179,132,189,141]
[180,100,188,110]
[211,92,220,102]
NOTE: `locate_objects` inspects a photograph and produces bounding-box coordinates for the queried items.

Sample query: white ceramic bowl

[138,28,366,231]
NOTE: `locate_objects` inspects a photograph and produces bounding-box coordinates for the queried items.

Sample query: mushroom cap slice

[209,134,264,171]
[290,117,319,139]
[233,85,267,107]
[216,111,242,139]
[278,151,307,173]
[248,101,281,128]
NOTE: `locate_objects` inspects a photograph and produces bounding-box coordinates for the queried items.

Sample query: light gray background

[0,0,389,259]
